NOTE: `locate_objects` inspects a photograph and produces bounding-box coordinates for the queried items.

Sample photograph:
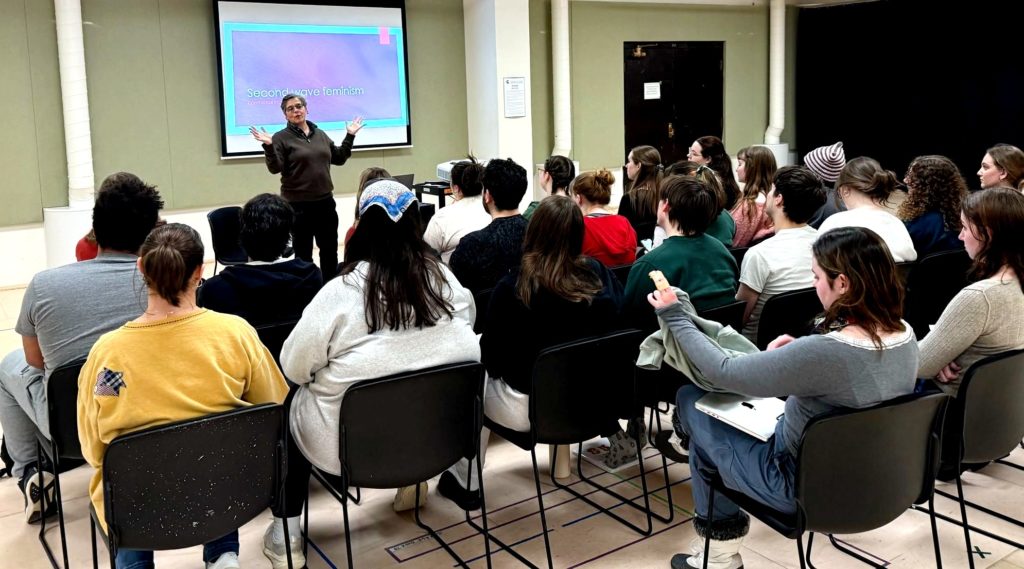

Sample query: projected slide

[215,2,412,157]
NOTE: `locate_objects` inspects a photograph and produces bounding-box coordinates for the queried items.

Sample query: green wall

[530,1,771,171]
[0,0,468,226]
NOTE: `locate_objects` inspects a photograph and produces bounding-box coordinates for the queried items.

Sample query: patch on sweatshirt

[94,368,126,397]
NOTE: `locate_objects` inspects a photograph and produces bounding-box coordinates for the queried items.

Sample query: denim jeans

[675,384,797,526]
[114,530,238,569]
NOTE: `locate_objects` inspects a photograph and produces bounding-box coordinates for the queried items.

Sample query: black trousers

[289,195,339,280]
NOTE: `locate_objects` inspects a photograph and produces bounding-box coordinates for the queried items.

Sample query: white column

[44,0,96,267]
[463,0,535,209]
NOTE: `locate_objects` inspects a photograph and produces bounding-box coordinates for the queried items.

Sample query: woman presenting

[251,93,363,280]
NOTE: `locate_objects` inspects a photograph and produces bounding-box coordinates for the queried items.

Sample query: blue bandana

[358,179,418,222]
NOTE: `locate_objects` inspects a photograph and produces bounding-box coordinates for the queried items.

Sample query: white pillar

[463,0,535,210]
[45,0,96,268]
[762,0,789,165]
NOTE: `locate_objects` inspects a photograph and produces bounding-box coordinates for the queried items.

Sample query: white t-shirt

[817,207,918,262]
[422,195,492,263]
[739,225,819,341]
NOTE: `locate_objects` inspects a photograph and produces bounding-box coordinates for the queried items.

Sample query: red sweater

[583,214,637,267]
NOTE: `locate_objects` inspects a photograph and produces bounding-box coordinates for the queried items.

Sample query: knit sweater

[730,199,774,248]
[281,261,479,474]
[656,302,918,456]
[77,310,288,530]
[918,276,1024,395]
[263,121,355,202]
[449,215,528,293]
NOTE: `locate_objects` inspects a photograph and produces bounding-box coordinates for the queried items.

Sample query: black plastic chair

[206,206,248,274]
[921,350,1024,569]
[703,392,949,569]
[698,299,746,332]
[309,362,489,568]
[903,249,970,340]
[755,287,821,351]
[477,329,671,569]
[37,358,87,569]
[89,404,293,569]
[609,263,633,288]
[255,320,298,370]
[728,246,751,269]
[472,288,494,334]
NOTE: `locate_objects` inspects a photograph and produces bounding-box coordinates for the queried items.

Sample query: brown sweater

[263,121,354,202]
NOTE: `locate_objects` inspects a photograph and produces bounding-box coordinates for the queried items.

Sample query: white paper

[644,82,661,100]
[503,77,527,118]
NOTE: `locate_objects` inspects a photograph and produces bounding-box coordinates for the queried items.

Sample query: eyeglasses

[285,103,305,113]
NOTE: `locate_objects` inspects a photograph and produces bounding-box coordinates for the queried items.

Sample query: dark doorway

[623,42,724,176]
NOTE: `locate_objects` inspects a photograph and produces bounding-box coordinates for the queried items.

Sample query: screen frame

[213,0,412,158]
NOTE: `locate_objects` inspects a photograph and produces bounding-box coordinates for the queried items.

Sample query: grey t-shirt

[657,302,918,456]
[16,252,145,377]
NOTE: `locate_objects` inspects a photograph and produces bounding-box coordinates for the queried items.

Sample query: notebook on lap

[695,393,786,442]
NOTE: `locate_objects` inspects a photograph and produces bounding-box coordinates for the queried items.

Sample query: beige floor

[2,283,1024,568]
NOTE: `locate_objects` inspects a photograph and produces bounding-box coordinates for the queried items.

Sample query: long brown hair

[813,226,906,348]
[627,145,663,217]
[986,144,1024,190]
[697,136,741,210]
[733,145,777,221]
[139,223,204,307]
[896,155,967,231]
[517,196,602,306]
[961,188,1024,290]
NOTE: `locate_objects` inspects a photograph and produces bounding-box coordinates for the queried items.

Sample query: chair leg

[107,535,116,569]
[90,515,98,569]
[475,447,493,569]
[703,486,714,569]
[826,534,886,568]
[956,475,976,569]
[303,487,309,557]
[341,487,355,569]
[36,443,67,569]
[995,458,1024,472]
[413,480,474,568]
[798,534,808,569]
[555,441,660,533]
[928,496,943,569]
[282,507,294,569]
[531,448,555,569]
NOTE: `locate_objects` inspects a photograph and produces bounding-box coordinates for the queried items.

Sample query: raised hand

[249,126,273,145]
[346,116,364,135]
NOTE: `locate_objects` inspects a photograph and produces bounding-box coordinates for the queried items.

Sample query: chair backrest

[102,404,284,551]
[728,246,750,269]
[206,206,248,265]
[956,350,1024,464]
[46,358,87,461]
[255,320,298,368]
[609,264,633,288]
[472,288,494,334]
[698,299,746,332]
[530,329,644,445]
[339,362,484,489]
[797,392,948,535]
[394,173,415,189]
[755,287,821,350]
[904,249,970,340]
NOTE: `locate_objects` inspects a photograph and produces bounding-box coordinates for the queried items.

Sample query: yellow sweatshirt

[76,309,288,530]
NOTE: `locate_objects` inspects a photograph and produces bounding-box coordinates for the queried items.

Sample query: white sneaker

[206,552,240,569]
[671,536,744,569]
[263,519,305,569]
[392,482,429,512]
[21,470,56,524]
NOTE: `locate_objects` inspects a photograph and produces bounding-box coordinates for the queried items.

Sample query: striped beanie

[803,142,846,183]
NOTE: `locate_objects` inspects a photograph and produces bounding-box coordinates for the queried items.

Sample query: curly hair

[896,155,967,232]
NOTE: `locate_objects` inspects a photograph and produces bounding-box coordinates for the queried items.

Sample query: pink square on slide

[379,28,390,45]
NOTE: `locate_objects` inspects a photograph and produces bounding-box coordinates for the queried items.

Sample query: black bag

[0,436,13,479]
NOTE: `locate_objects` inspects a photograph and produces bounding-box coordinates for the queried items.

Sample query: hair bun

[595,168,615,186]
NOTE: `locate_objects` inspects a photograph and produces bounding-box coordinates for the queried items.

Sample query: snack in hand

[649,270,670,291]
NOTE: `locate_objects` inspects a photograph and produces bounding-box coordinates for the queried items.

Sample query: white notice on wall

[644,82,662,100]
[503,77,527,118]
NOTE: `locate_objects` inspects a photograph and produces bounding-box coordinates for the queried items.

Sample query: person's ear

[834,273,850,295]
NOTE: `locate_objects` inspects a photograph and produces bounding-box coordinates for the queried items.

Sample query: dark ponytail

[139,223,204,306]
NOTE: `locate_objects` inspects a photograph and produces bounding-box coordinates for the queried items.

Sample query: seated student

[660,161,735,248]
[439,195,623,510]
[343,166,391,245]
[896,155,968,257]
[0,172,162,525]
[267,180,479,568]
[919,188,1024,395]
[818,157,917,262]
[77,223,288,569]
[571,169,637,266]
[449,158,529,292]
[423,159,490,262]
[618,145,663,245]
[803,141,847,229]
[650,226,916,569]
[736,166,826,341]
[688,136,741,211]
[623,176,737,331]
[199,193,322,326]
[729,145,777,247]
[523,154,575,220]
[977,143,1024,191]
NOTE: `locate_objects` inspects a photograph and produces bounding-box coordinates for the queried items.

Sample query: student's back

[199,259,322,326]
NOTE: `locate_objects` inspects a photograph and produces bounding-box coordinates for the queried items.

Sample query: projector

[436,158,489,183]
